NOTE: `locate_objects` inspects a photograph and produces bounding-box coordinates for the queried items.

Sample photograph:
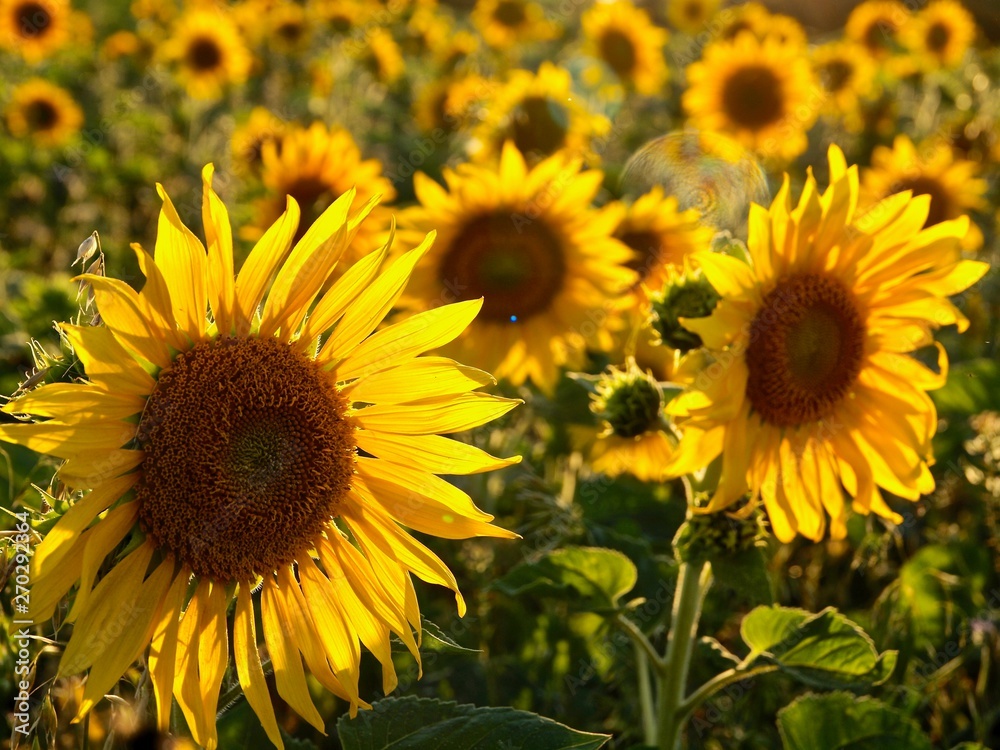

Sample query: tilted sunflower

[845,0,910,60]
[580,0,669,96]
[683,35,820,163]
[715,2,805,48]
[665,145,989,541]
[308,0,373,36]
[861,134,987,249]
[603,186,714,303]
[249,122,396,269]
[350,27,405,85]
[399,142,636,391]
[5,78,83,146]
[0,0,71,61]
[159,7,252,100]
[666,0,721,35]
[231,106,286,178]
[413,74,490,136]
[265,1,311,55]
[471,0,557,49]
[811,41,876,133]
[900,0,976,71]
[470,62,610,165]
[1,168,520,750]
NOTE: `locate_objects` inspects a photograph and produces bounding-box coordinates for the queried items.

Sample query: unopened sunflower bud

[673,497,768,564]
[649,269,720,352]
[591,362,664,439]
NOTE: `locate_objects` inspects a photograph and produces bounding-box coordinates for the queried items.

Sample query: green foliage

[777,692,932,750]
[336,697,609,750]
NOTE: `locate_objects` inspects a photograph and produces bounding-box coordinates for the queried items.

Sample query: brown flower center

[721,64,784,130]
[186,36,223,72]
[13,1,51,40]
[820,59,854,93]
[510,95,569,158]
[277,20,304,44]
[888,176,951,226]
[136,337,355,582]
[617,229,670,286]
[283,176,336,243]
[493,0,526,28]
[599,28,638,79]
[862,18,897,54]
[683,1,706,23]
[439,212,566,323]
[745,274,865,428]
[24,97,58,131]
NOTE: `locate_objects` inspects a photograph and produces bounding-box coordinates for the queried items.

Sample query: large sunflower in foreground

[1,168,520,749]
[5,78,83,146]
[581,0,669,96]
[160,7,252,99]
[249,122,396,267]
[399,142,636,391]
[0,0,71,61]
[861,134,987,249]
[665,145,988,542]
[683,35,819,162]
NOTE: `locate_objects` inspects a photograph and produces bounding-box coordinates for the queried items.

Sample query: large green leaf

[741,606,897,689]
[493,546,638,612]
[337,697,610,750]
[777,692,931,750]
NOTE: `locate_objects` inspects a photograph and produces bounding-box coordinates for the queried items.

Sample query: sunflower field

[1,0,999,747]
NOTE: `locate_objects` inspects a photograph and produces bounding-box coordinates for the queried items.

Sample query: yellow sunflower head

[160,7,252,100]
[5,78,83,146]
[309,0,373,35]
[470,62,611,165]
[603,186,714,302]
[350,26,405,85]
[845,0,910,58]
[0,0,71,61]
[715,2,805,48]
[434,28,480,73]
[413,73,490,135]
[665,145,989,542]
[471,0,558,50]
[1,166,520,750]
[250,121,397,269]
[399,142,637,391]
[265,1,310,54]
[901,0,977,70]
[683,35,821,163]
[581,0,669,96]
[666,0,721,35]
[811,41,876,133]
[231,106,286,178]
[861,134,987,250]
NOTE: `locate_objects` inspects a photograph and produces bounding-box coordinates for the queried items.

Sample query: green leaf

[777,692,931,750]
[709,546,773,606]
[337,696,610,750]
[420,617,481,654]
[931,358,1000,415]
[493,546,638,612]
[741,606,897,689]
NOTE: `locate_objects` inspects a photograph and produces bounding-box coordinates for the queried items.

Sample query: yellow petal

[344,357,495,404]
[234,584,284,750]
[0,420,135,462]
[155,184,209,341]
[174,580,209,746]
[78,275,173,369]
[59,449,145,491]
[234,198,300,336]
[692,251,757,300]
[76,556,175,718]
[353,393,520,435]
[320,232,435,364]
[149,568,188,731]
[3,384,145,420]
[202,165,236,337]
[131,243,189,353]
[337,299,483,382]
[67,502,140,622]
[59,324,156,396]
[196,580,230,750]
[355,430,520,475]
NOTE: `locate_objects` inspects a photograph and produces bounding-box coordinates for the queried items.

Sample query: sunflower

[309,0,372,35]
[265,1,310,54]
[399,142,636,391]
[901,0,976,70]
[845,0,909,59]
[434,29,479,74]
[160,7,252,99]
[470,62,610,164]
[861,134,987,249]
[683,35,820,163]
[715,2,805,48]
[0,0,71,61]
[5,78,83,146]
[666,0,721,35]
[580,0,668,96]
[249,122,396,271]
[664,145,988,541]
[471,0,557,50]
[603,186,713,302]
[2,167,520,749]
[811,41,876,133]
[413,74,490,135]
[350,27,404,85]
[231,107,285,178]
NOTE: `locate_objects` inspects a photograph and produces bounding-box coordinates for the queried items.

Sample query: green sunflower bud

[673,494,768,565]
[649,269,720,352]
[592,362,664,439]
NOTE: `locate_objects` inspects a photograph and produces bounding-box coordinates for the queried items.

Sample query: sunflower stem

[656,560,712,750]
[635,642,658,746]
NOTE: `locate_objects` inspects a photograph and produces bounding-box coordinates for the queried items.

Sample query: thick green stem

[635,642,658,746]
[657,561,712,750]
